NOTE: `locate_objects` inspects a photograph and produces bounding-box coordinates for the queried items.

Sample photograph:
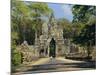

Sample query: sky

[48,3,73,22]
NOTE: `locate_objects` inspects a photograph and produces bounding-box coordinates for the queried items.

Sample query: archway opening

[49,38,56,58]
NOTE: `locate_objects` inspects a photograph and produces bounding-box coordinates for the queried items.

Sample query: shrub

[11,43,21,66]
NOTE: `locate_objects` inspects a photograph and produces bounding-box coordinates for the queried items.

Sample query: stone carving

[34,14,66,57]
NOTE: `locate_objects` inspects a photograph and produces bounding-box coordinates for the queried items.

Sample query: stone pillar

[56,44,58,56]
[47,44,50,57]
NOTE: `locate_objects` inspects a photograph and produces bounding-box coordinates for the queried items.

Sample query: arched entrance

[49,38,56,58]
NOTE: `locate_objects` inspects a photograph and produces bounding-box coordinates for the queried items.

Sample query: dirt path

[12,57,95,75]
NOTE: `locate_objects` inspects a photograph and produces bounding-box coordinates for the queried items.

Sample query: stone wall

[16,42,40,63]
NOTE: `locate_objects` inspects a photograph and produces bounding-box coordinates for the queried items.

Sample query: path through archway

[49,38,56,58]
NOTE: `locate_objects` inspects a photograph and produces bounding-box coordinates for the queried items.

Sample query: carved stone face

[42,22,48,34]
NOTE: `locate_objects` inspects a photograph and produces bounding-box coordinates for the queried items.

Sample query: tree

[28,2,53,38]
[72,5,96,57]
[11,0,31,44]
[11,0,53,66]
[11,0,53,44]
[72,5,96,24]
[73,23,95,57]
[57,18,72,39]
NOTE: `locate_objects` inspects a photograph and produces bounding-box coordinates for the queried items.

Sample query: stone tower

[48,13,65,56]
[36,13,66,57]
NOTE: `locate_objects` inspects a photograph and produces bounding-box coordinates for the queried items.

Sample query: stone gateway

[34,14,66,57]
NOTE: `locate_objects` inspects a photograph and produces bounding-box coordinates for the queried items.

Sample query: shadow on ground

[24,61,96,72]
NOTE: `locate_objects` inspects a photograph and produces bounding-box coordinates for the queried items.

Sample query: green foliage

[73,23,95,46]
[72,5,95,46]
[11,0,52,44]
[11,1,53,66]
[72,22,85,38]
[72,5,96,47]
[57,18,72,39]
[29,2,53,17]
[28,2,53,38]
[57,18,83,40]
[12,51,21,66]
[72,5,96,57]
[72,5,96,24]
[11,41,21,66]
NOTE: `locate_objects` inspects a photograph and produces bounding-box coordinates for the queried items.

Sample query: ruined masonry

[35,14,66,57]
